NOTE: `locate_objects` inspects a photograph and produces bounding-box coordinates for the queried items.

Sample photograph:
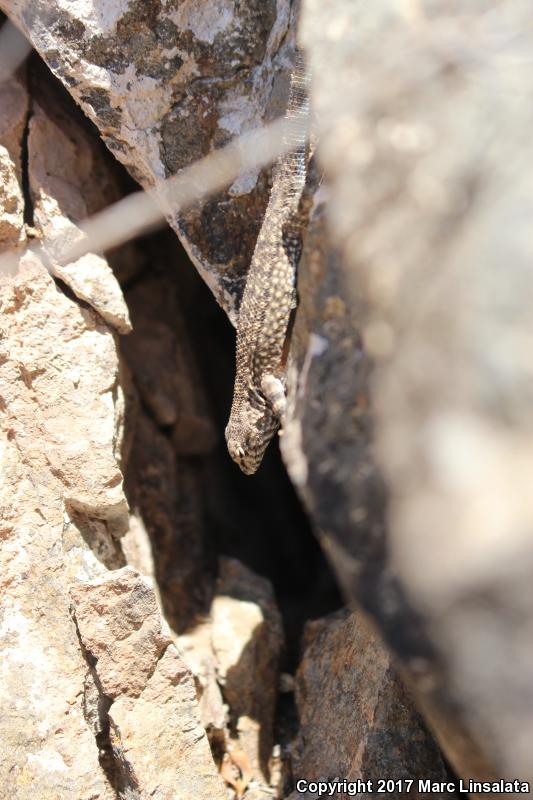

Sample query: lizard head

[225,404,279,475]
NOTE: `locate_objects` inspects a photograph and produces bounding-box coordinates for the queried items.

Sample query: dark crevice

[116,224,342,660]
[51,273,93,309]
[20,106,34,226]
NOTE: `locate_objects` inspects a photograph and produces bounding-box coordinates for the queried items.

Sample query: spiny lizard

[225,49,312,475]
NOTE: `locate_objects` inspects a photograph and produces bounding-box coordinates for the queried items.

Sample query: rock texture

[0,78,27,253]
[121,273,215,451]
[0,70,229,799]
[289,609,454,799]
[28,66,131,334]
[123,266,217,633]
[0,252,127,798]
[212,557,284,785]
[6,0,532,795]
[285,0,533,788]
[71,567,227,800]
[0,0,298,319]
[177,557,284,797]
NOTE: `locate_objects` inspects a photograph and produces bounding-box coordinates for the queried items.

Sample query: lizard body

[225,49,311,474]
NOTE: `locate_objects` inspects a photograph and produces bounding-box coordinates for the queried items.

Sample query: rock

[0,257,129,531]
[0,142,25,253]
[71,567,227,800]
[121,254,219,632]
[290,0,533,787]
[0,255,127,798]
[70,567,169,699]
[1,0,299,318]
[121,514,158,588]
[177,557,285,793]
[0,78,28,254]
[0,56,235,799]
[178,617,227,739]
[28,76,131,334]
[290,609,454,799]
[212,557,284,785]
[0,76,28,177]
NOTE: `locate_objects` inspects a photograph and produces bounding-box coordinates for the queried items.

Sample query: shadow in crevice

[119,226,342,647]
[116,225,342,791]
[67,508,127,571]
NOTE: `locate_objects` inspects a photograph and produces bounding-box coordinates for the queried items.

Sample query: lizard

[225,48,313,475]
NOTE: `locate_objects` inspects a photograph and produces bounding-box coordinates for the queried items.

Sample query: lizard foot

[261,373,286,422]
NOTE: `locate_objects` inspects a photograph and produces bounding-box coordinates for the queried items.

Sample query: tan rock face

[0,258,128,530]
[0,69,228,798]
[0,77,27,176]
[0,0,297,318]
[28,82,131,335]
[108,647,222,800]
[70,567,169,699]
[0,256,126,799]
[0,141,25,253]
[0,79,28,254]
[0,254,228,799]
[71,568,227,800]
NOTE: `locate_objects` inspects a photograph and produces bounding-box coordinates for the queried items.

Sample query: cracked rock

[0,253,127,799]
[71,567,227,800]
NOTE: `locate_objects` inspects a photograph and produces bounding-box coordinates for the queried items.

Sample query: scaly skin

[225,49,310,474]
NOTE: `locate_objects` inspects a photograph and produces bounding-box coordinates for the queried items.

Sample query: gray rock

[286,0,533,786]
[0,0,297,319]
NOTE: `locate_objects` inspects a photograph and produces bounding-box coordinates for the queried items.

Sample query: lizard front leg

[261,373,286,422]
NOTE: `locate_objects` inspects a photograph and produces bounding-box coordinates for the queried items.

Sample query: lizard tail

[278,47,310,204]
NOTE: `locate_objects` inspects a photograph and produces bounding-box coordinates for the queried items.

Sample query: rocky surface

[121,273,215,450]
[4,0,533,796]
[71,567,227,800]
[122,267,217,633]
[289,609,454,799]
[0,67,232,799]
[0,0,298,319]
[0,78,27,253]
[0,248,127,797]
[212,557,284,785]
[28,67,131,334]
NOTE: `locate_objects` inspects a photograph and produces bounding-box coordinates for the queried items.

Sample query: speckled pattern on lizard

[225,48,312,475]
